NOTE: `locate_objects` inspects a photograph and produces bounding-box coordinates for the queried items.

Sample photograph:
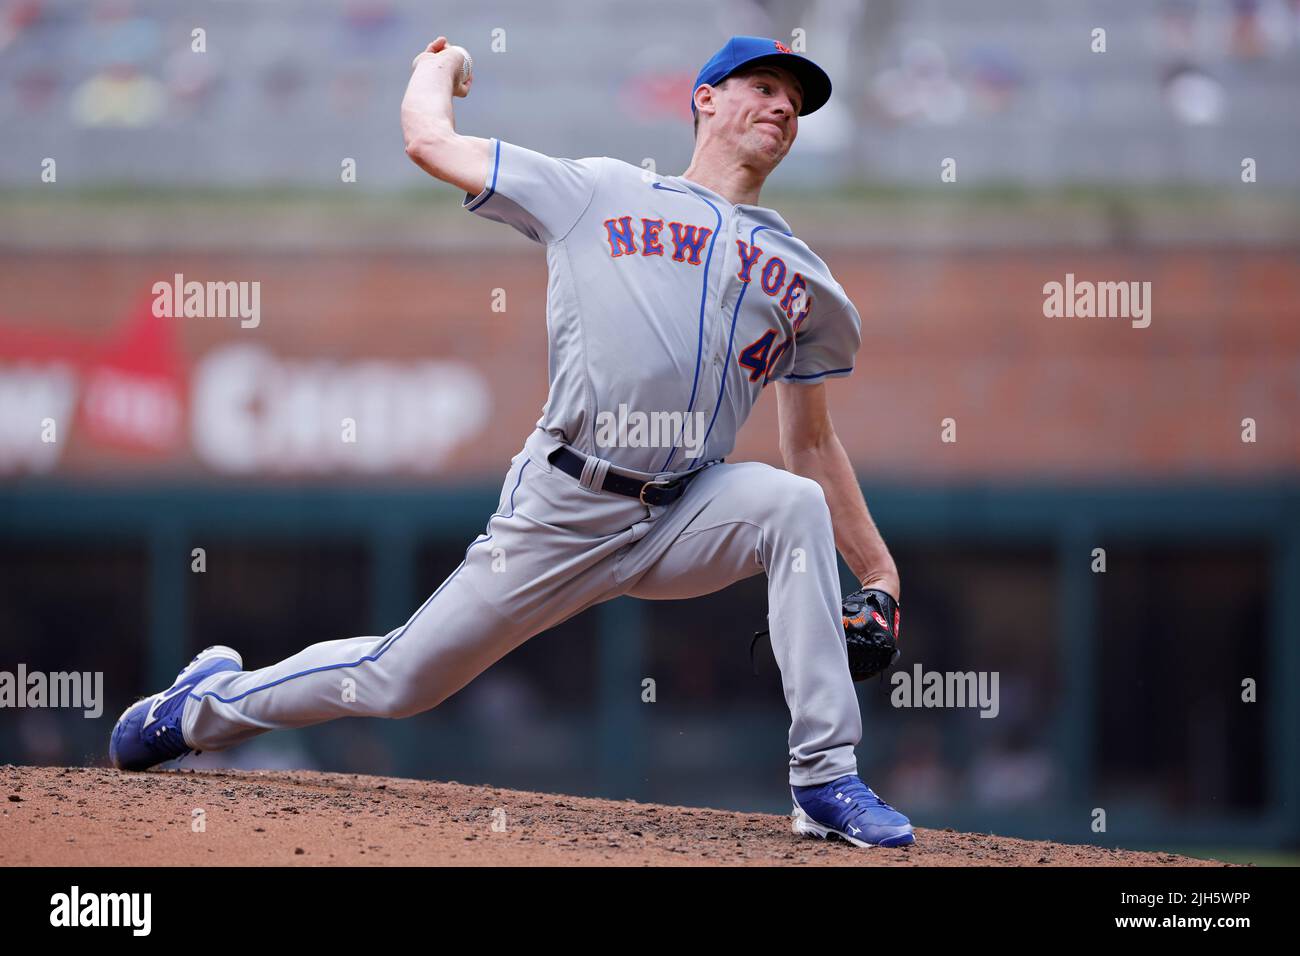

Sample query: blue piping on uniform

[699,223,790,456]
[465,139,502,211]
[190,458,531,706]
[782,367,854,381]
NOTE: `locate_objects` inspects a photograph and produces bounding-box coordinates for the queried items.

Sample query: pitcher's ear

[693,84,712,116]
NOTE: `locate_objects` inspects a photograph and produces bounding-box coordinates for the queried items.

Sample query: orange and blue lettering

[779,273,807,319]
[604,216,636,257]
[760,256,787,296]
[641,218,665,256]
[738,329,779,382]
[735,240,763,283]
[764,339,792,385]
[668,222,713,265]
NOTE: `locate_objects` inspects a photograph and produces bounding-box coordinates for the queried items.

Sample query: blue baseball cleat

[791,774,916,848]
[109,645,242,772]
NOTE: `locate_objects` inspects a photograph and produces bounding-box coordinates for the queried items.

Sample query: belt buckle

[638,477,675,505]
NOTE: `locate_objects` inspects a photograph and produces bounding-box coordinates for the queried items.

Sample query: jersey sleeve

[462,138,602,244]
[782,293,862,383]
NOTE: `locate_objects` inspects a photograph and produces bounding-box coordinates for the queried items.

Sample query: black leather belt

[547,446,710,506]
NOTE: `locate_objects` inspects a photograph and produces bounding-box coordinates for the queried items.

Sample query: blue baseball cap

[691,36,832,117]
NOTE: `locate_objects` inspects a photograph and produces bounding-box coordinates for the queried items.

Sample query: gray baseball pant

[183,428,861,785]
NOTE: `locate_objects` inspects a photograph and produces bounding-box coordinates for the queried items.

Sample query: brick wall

[1,247,1296,481]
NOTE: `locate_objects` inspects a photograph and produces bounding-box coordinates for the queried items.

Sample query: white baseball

[411,40,473,97]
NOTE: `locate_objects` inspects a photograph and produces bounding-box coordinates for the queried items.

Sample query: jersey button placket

[713,213,741,367]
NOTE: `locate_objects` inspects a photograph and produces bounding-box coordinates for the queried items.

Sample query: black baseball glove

[750,587,902,682]
[840,587,902,681]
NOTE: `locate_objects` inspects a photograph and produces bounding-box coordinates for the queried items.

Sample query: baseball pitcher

[110,35,914,848]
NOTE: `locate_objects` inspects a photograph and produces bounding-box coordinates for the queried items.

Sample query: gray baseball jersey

[464,138,862,472]
[180,140,868,789]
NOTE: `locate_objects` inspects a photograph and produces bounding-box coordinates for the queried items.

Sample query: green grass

[1161,847,1300,867]
[4,183,1295,244]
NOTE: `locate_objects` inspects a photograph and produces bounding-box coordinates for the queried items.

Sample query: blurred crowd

[2,0,1298,186]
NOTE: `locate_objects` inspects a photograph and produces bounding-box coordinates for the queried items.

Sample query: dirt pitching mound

[0,765,1225,867]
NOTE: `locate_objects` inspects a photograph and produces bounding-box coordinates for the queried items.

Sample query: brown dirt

[0,765,1226,867]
